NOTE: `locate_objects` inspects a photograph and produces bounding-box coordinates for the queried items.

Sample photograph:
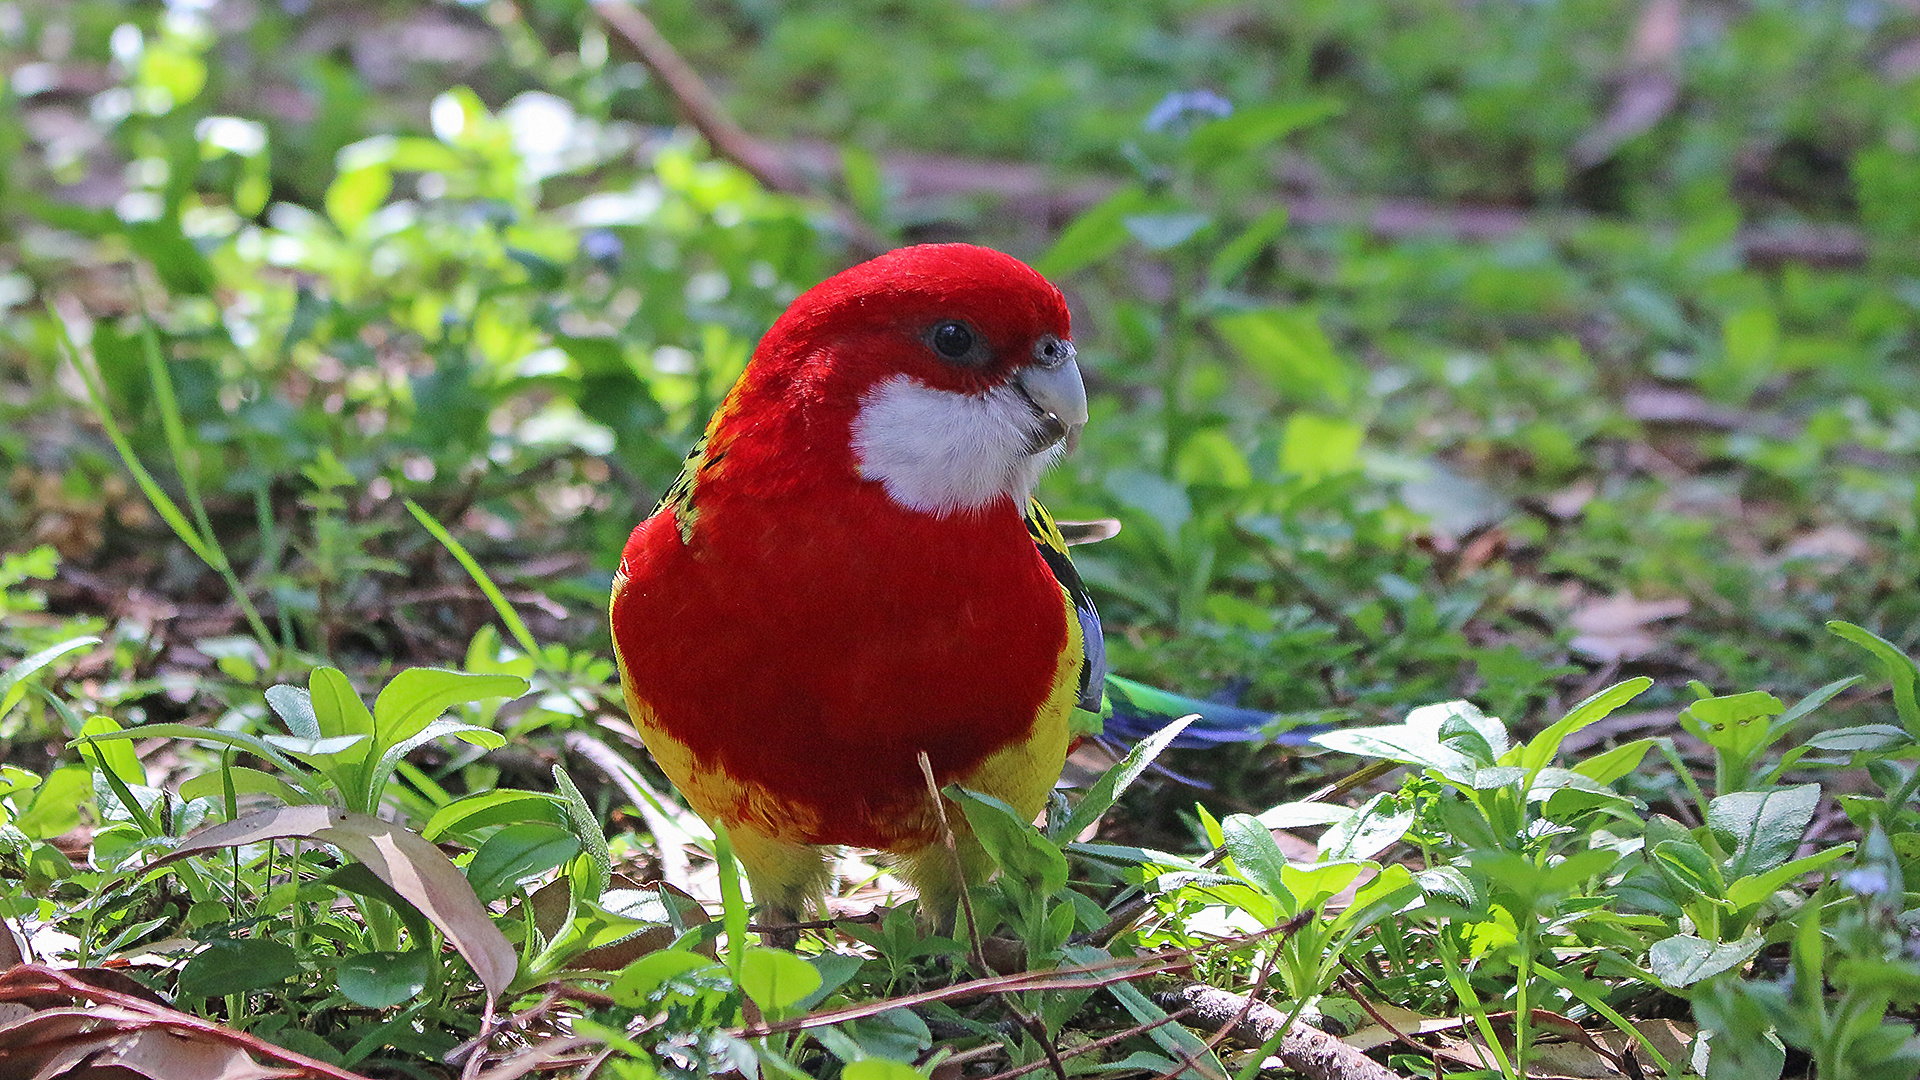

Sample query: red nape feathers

[610,244,1091,929]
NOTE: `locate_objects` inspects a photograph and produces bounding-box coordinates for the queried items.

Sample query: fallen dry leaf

[150,806,517,1007]
[1569,592,1691,662]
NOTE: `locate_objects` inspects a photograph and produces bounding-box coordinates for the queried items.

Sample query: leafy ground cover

[3,0,1920,1077]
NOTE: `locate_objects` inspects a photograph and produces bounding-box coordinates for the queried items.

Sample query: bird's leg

[728,827,833,948]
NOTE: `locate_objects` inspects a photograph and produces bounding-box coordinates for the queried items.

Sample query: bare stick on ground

[1155,982,1410,1080]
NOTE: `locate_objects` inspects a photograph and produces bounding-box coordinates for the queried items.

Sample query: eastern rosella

[610,244,1283,929]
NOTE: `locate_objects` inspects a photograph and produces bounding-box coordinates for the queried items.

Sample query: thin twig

[1338,972,1432,1062]
[976,1007,1198,1080]
[917,750,987,974]
[1082,767,1395,948]
[0,964,378,1080]
[589,0,801,195]
[914,751,1070,1080]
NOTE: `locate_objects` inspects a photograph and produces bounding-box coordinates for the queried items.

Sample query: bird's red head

[758,243,1074,396]
[715,244,1088,516]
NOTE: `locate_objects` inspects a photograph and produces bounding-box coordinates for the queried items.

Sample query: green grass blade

[404,499,545,664]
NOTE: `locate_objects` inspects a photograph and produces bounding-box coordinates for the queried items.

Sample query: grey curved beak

[1014,336,1087,454]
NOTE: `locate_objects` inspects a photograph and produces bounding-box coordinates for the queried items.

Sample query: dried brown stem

[0,964,378,1080]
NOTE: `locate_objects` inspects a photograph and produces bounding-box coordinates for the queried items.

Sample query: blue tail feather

[1100,674,1327,748]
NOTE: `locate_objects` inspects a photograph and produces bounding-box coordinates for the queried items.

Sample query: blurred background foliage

[1,0,1917,805]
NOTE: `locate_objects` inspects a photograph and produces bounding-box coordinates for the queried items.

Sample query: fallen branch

[589,0,801,195]
[773,141,1868,268]
[1154,982,1409,1080]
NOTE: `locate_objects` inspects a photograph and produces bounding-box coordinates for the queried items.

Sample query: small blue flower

[582,229,624,265]
[1843,867,1894,898]
[1145,90,1233,135]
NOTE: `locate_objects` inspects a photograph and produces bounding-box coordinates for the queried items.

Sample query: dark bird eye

[930,321,976,360]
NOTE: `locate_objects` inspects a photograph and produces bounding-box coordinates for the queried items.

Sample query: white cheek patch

[851,374,1061,516]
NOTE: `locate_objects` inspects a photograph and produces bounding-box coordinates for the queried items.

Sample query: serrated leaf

[1059,715,1193,840]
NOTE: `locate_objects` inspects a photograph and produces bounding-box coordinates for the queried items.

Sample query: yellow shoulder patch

[657,389,749,545]
[656,430,714,545]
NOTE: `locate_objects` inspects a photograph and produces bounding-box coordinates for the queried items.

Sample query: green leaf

[1829,621,1920,736]
[1280,861,1367,913]
[361,718,507,813]
[77,716,146,788]
[552,765,612,901]
[177,938,300,998]
[841,144,888,227]
[74,723,311,784]
[1185,99,1341,170]
[1710,785,1821,880]
[1652,837,1729,900]
[1724,844,1854,910]
[1066,944,1226,1076]
[1680,690,1784,762]
[1122,211,1211,251]
[1806,724,1911,753]
[795,952,866,1013]
[738,946,822,1015]
[1514,678,1652,775]
[1034,185,1156,278]
[466,822,581,903]
[326,162,392,234]
[1213,307,1353,406]
[1058,715,1194,841]
[308,667,376,750]
[950,788,1068,895]
[373,668,527,752]
[337,949,433,1008]
[842,1060,931,1080]
[13,766,91,840]
[1103,468,1191,541]
[0,636,98,722]
[608,949,716,1007]
[264,685,322,741]
[1573,738,1656,786]
[1220,813,1292,905]
[1648,934,1764,988]
[1315,792,1413,862]
[178,767,309,807]
[420,790,571,842]
[1279,413,1365,482]
[262,733,370,760]
[1209,207,1290,284]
